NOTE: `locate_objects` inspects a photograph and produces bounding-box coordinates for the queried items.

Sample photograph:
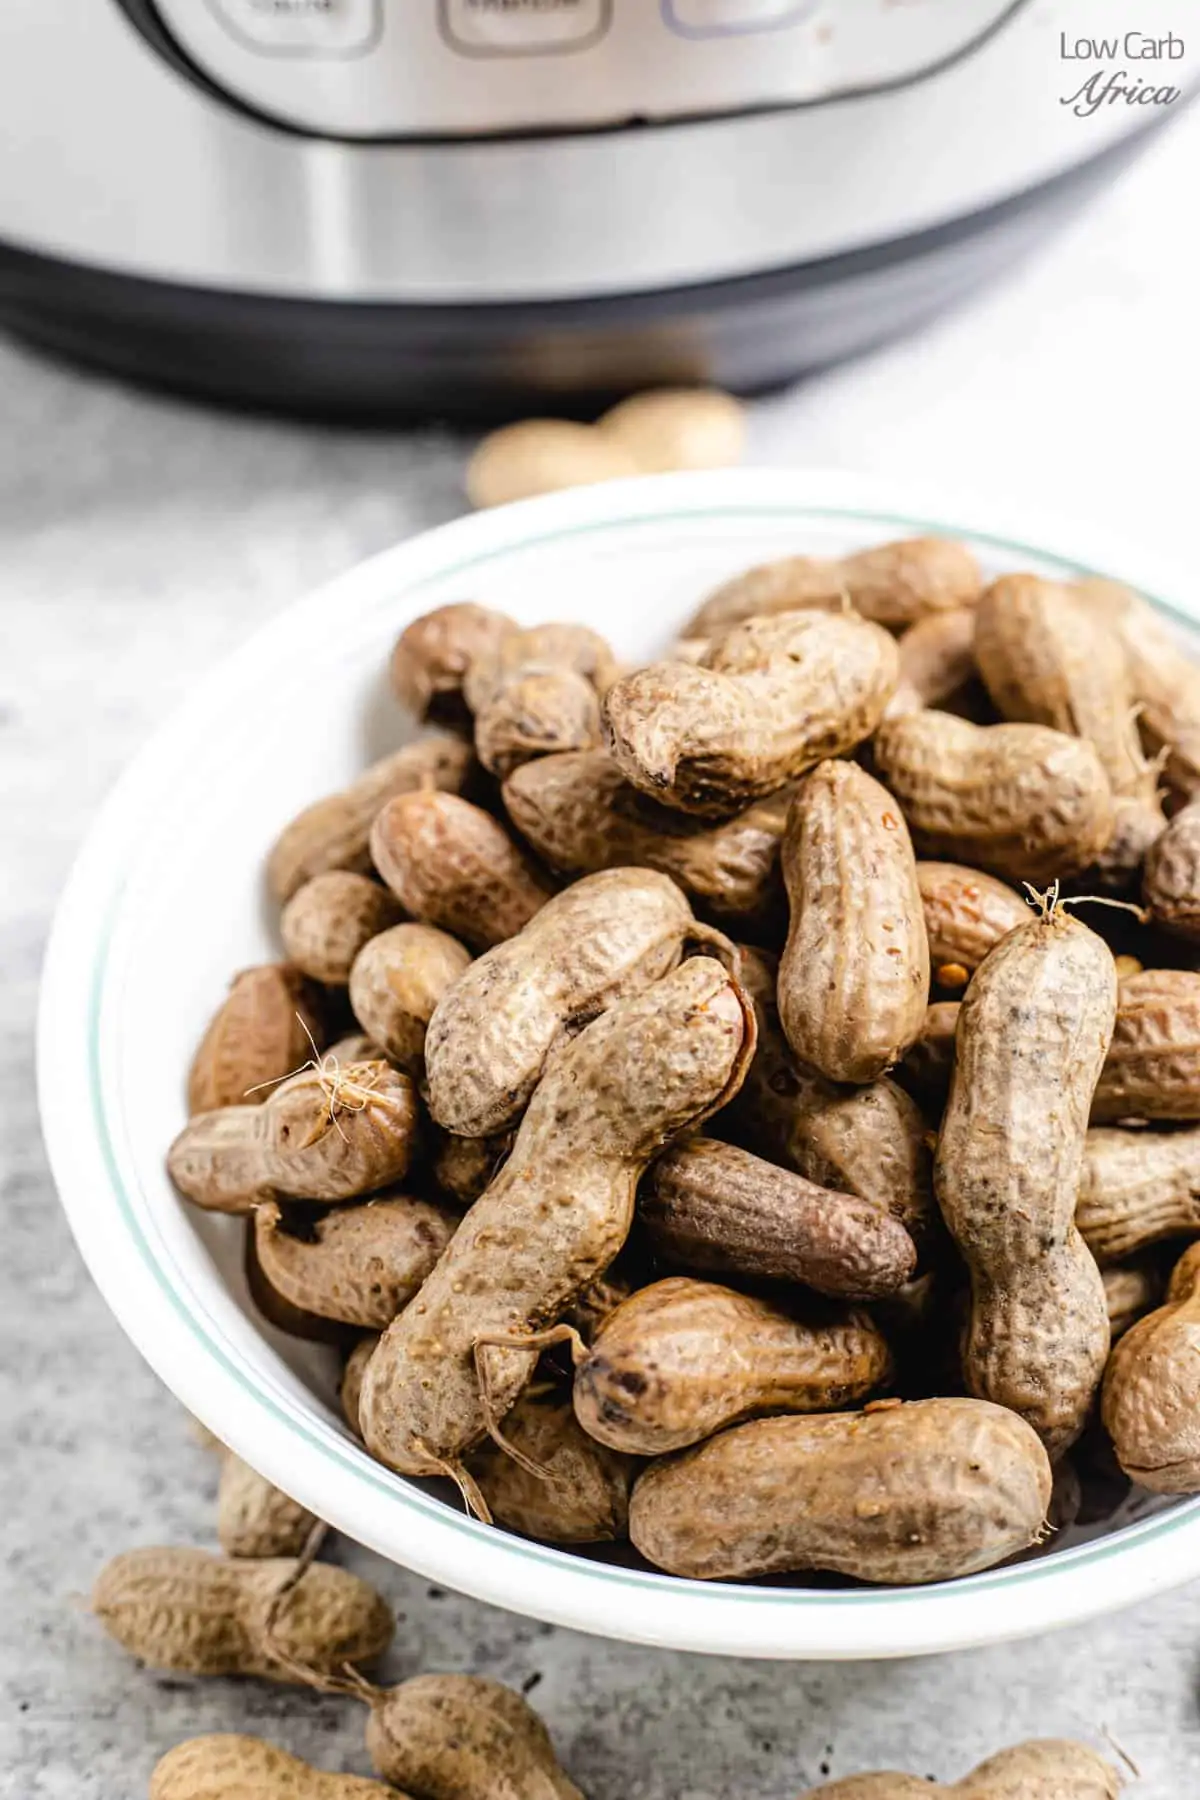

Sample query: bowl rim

[38,466,1200,1661]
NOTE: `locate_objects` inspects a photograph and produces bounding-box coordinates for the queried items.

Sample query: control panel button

[439,0,610,56]
[662,0,818,37]
[204,0,381,56]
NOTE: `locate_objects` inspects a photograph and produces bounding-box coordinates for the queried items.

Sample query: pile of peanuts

[163,535,1200,1607]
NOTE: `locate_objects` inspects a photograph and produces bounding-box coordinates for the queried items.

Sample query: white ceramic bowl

[39,469,1200,1660]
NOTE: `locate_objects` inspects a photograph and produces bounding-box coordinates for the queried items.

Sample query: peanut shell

[370,790,552,952]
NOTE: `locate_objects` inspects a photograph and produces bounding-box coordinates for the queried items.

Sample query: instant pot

[0,0,1193,415]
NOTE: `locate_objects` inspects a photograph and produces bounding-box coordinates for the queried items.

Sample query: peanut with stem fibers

[390,601,513,731]
[683,536,982,642]
[1103,1240,1200,1491]
[280,874,404,987]
[935,905,1116,1455]
[370,790,553,952]
[916,862,1029,974]
[1091,968,1200,1121]
[872,709,1116,884]
[974,573,1165,886]
[884,607,981,717]
[628,1396,1051,1583]
[1078,573,1200,798]
[502,748,788,932]
[779,761,930,1083]
[149,1734,400,1800]
[468,1389,637,1544]
[363,1673,585,1800]
[573,1275,892,1456]
[423,867,699,1139]
[358,956,751,1485]
[267,735,475,903]
[604,609,899,818]
[1143,798,1200,939]
[187,965,325,1116]
[348,923,472,1074]
[463,620,618,779]
[92,1546,392,1683]
[722,945,938,1252]
[641,1135,917,1299]
[797,1739,1120,1799]
[1077,1125,1200,1263]
[253,1192,458,1329]
[169,1059,419,1212]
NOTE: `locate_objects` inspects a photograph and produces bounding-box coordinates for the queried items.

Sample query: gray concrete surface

[5,106,1200,1796]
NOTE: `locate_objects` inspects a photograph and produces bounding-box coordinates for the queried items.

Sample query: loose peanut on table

[214,1447,322,1561]
[597,386,746,472]
[466,419,641,510]
[935,906,1116,1456]
[605,608,898,818]
[359,957,751,1483]
[370,790,553,952]
[778,761,929,1084]
[92,1547,392,1684]
[362,1672,585,1800]
[798,1739,1121,1799]
[573,1275,892,1456]
[628,1396,1052,1583]
[149,1735,399,1800]
[640,1135,917,1300]
[188,964,325,1116]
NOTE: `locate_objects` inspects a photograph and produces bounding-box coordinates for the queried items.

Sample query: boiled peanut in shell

[469,1390,636,1544]
[149,1734,399,1800]
[797,1739,1120,1799]
[253,1192,458,1329]
[1102,1240,1200,1491]
[1143,798,1200,939]
[370,790,552,952]
[359,956,751,1478]
[348,922,472,1074]
[1078,1125,1200,1263]
[280,874,404,987]
[390,600,512,730]
[684,536,982,642]
[1091,968,1200,1122]
[628,1396,1052,1583]
[872,710,1115,884]
[640,1135,917,1300]
[364,1672,585,1800]
[423,866,697,1138]
[573,1276,892,1456]
[603,609,898,819]
[935,908,1116,1455]
[92,1546,392,1683]
[188,965,325,1116]
[778,761,929,1083]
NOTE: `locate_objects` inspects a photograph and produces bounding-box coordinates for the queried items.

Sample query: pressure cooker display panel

[150,0,1024,138]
